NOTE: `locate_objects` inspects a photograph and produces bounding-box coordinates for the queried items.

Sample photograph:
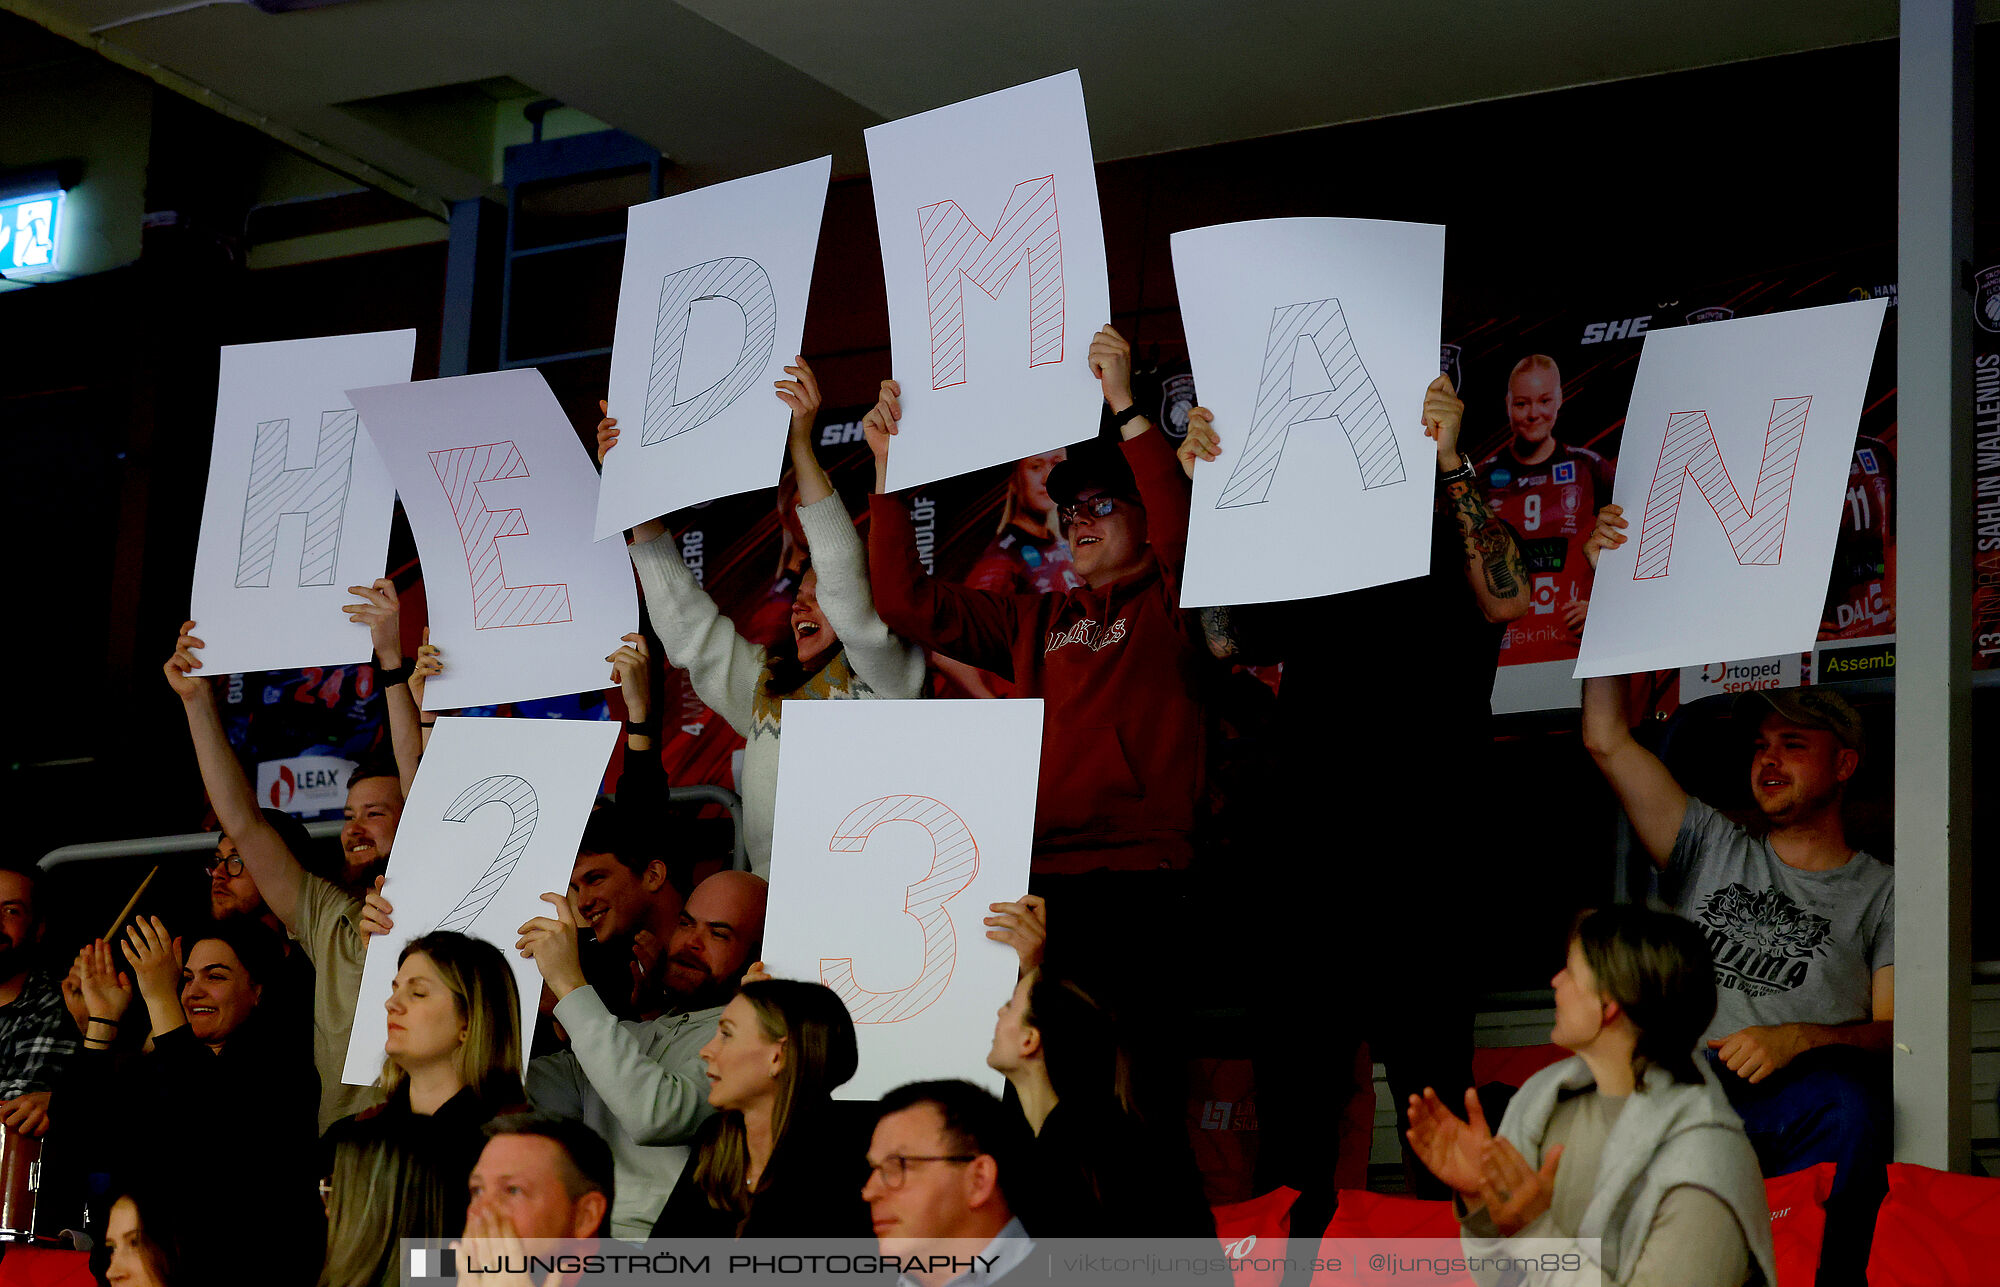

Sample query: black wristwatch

[1108,403,1148,433]
[374,654,415,687]
[1436,457,1477,490]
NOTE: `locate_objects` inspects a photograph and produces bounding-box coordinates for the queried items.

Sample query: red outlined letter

[1632,398,1810,580]
[819,795,978,1023]
[918,176,1064,390]
[428,441,574,629]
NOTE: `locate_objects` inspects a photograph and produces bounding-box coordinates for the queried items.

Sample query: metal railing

[39,785,747,872]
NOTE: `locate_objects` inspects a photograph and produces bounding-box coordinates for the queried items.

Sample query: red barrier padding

[0,1245,95,1287]
[1865,1162,2000,1287]
[1211,1185,1300,1287]
[1764,1161,1834,1287]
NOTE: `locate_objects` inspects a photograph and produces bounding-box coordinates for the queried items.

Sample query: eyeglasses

[206,855,245,877]
[1057,496,1120,528]
[864,1154,977,1190]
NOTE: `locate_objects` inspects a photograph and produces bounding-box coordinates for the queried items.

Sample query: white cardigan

[628,492,925,874]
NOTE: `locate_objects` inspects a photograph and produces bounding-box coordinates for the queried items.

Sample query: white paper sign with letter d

[1172,218,1445,608]
[342,714,617,1084]
[597,155,832,538]
[865,71,1111,490]
[349,369,639,710]
[1575,298,1889,677]
[763,700,1042,1100]
[189,330,415,675]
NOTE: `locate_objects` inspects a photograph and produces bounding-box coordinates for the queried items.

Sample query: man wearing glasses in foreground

[865,1081,1035,1287]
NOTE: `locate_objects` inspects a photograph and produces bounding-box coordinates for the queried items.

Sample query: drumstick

[104,866,158,941]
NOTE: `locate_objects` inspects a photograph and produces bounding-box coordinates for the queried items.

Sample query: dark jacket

[324,1083,523,1237]
[871,430,1207,874]
[651,1103,872,1239]
[1027,1096,1217,1240]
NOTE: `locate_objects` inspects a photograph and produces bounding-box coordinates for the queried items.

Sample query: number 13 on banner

[818,795,979,1023]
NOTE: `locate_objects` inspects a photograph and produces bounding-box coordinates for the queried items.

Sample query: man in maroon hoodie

[866,324,1208,1006]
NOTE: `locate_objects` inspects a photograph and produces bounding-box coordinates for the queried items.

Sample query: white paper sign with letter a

[865,70,1111,490]
[596,156,832,538]
[189,330,416,675]
[1574,298,1889,678]
[348,369,639,709]
[763,699,1042,1099]
[341,714,617,1084]
[1172,218,1445,607]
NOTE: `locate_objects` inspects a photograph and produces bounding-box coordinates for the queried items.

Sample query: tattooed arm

[1198,603,1285,665]
[1423,376,1529,624]
[1445,478,1530,623]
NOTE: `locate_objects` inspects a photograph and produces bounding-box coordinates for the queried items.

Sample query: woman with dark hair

[1408,906,1778,1285]
[987,968,1216,1239]
[71,917,320,1282]
[320,931,524,1287]
[651,979,870,1238]
[101,1187,186,1287]
[596,358,925,877]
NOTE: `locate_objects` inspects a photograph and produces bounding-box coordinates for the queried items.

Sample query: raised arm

[1428,376,1530,624]
[863,379,1024,672]
[345,578,423,796]
[1090,325,1191,576]
[166,623,307,926]
[1580,670,1688,870]
[598,408,766,737]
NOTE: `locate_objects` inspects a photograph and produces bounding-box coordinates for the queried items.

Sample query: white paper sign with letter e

[1574,298,1889,678]
[866,71,1110,490]
[342,715,616,1084]
[349,370,639,710]
[189,331,416,674]
[1173,218,1445,607]
[764,699,1042,1099]
[597,156,832,538]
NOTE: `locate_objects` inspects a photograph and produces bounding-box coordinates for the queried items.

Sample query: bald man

[1475,355,1615,662]
[521,870,768,1239]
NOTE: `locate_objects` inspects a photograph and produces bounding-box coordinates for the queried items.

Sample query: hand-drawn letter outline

[235,411,360,588]
[428,441,573,630]
[1217,299,1405,509]
[819,795,978,1023]
[919,176,1064,390]
[639,256,778,447]
[434,774,539,932]
[1632,398,1810,580]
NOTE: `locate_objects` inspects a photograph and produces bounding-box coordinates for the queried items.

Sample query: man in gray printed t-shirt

[1585,665,1891,1287]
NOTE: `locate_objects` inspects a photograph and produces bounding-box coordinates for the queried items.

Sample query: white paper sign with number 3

[341,714,619,1085]
[763,699,1043,1099]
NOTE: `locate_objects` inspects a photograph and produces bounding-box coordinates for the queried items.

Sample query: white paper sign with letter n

[348,369,639,709]
[865,70,1111,491]
[1574,298,1889,678]
[1172,218,1446,608]
[341,715,618,1084]
[763,699,1042,1100]
[189,331,416,675]
[596,156,832,539]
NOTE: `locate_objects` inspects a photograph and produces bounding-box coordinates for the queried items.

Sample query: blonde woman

[651,979,868,1238]
[320,932,523,1287]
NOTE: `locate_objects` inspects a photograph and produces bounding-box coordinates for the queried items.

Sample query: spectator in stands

[1187,376,1528,1205]
[1581,503,1891,1287]
[102,1186,187,1287]
[864,1080,1034,1283]
[70,917,318,1281]
[866,325,1208,1000]
[203,810,319,1056]
[933,448,1078,700]
[365,870,764,1239]
[1408,906,1777,1287]
[321,931,524,1286]
[599,358,925,877]
[0,858,74,1139]
[167,622,408,1130]
[986,969,1215,1239]
[651,978,869,1238]
[342,576,431,800]
[460,1113,615,1273]
[564,806,684,1020]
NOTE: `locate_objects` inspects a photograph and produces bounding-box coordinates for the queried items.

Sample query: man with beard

[0,860,74,1138]
[165,622,404,1130]
[520,870,767,1239]
[1581,504,1890,1287]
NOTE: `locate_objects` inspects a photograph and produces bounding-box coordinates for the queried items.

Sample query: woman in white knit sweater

[598,357,925,875]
